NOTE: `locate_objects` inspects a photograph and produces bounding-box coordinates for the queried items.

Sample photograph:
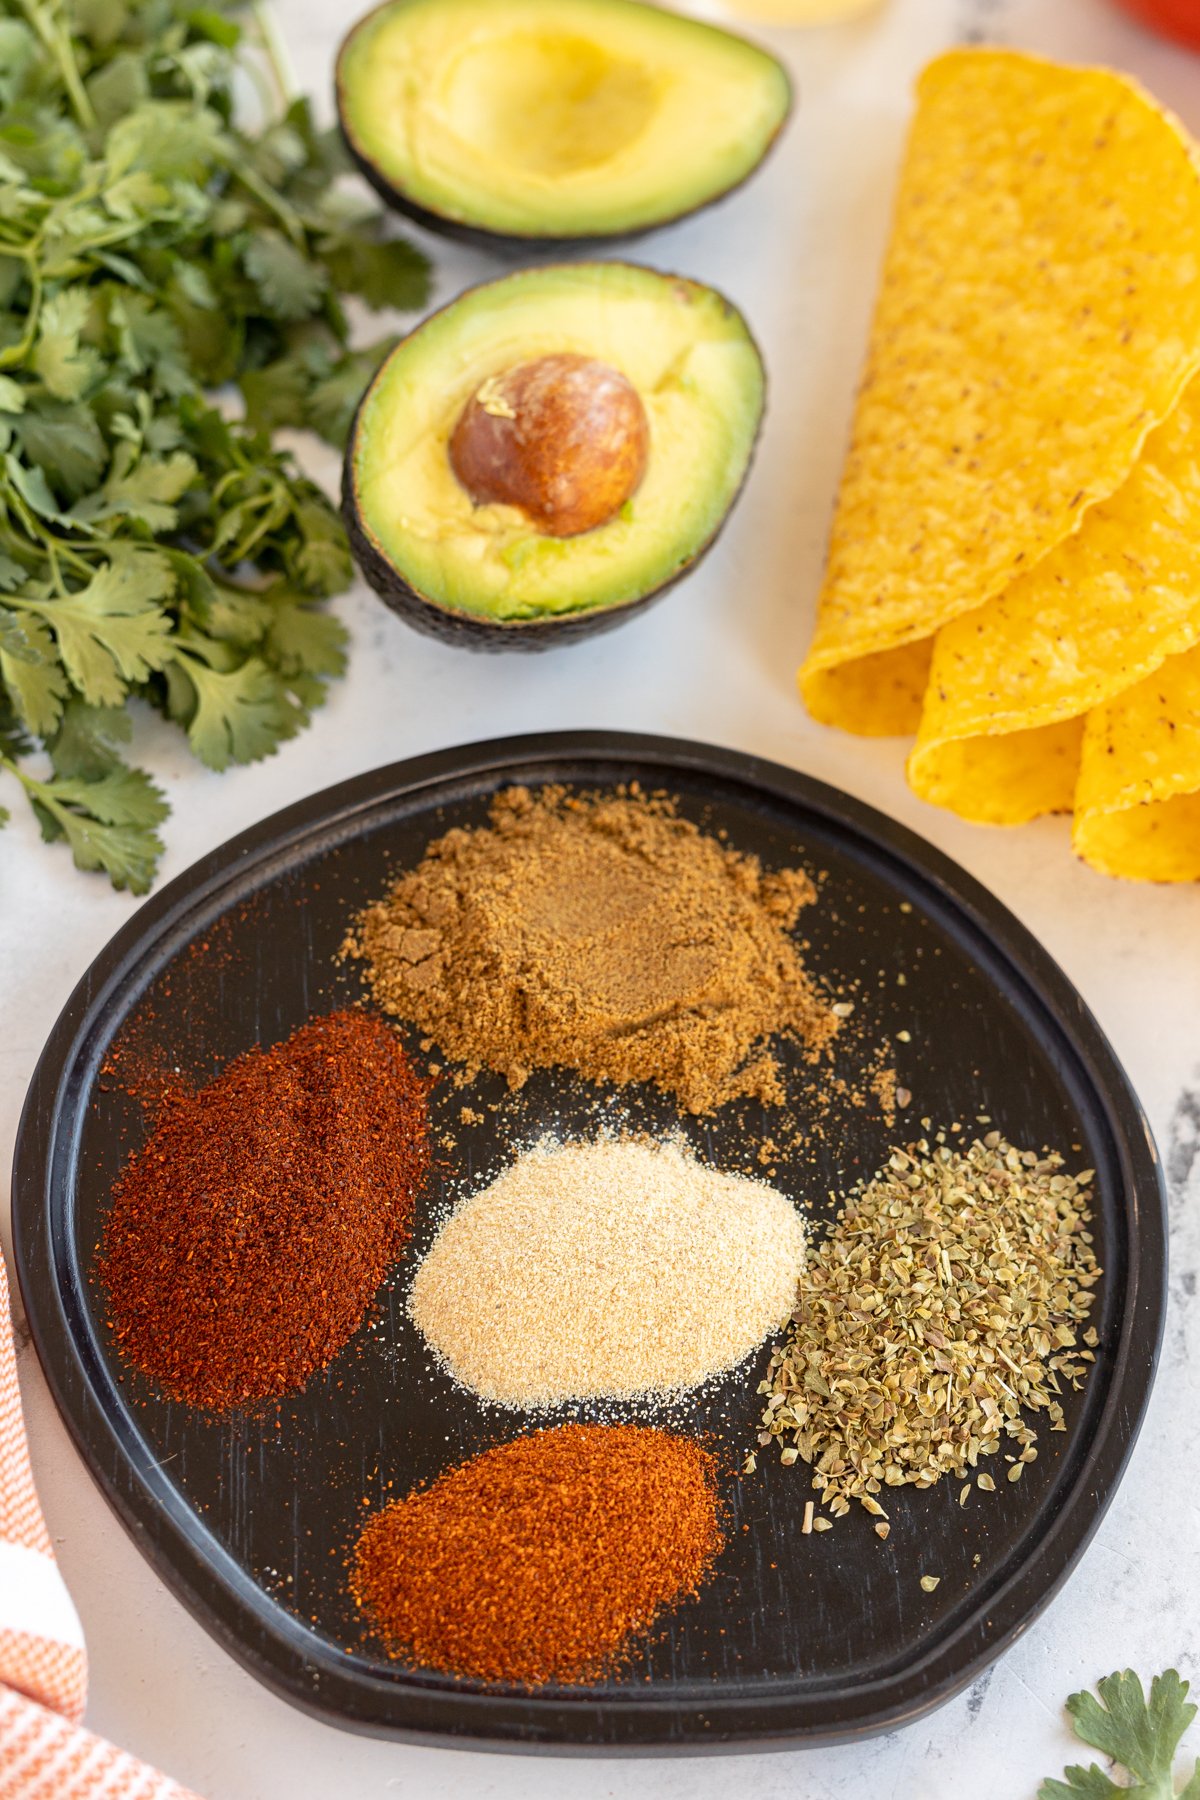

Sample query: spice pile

[344,784,835,1112]
[410,1138,807,1408]
[755,1131,1101,1522]
[100,1010,430,1409]
[351,1424,723,1684]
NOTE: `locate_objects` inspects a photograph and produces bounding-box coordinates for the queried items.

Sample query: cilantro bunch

[0,0,429,891]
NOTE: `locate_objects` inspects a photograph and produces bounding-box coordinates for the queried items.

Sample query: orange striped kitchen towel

[1,1250,202,1800]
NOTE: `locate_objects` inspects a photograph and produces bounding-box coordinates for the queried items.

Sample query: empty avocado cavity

[336,0,791,243]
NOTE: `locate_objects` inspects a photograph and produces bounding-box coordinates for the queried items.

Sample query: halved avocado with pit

[336,0,792,246]
[343,263,766,651]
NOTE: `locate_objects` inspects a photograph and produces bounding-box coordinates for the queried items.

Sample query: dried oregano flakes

[756,1130,1101,1519]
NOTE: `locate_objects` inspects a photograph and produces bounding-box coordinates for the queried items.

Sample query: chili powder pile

[351,1424,724,1685]
[99,1008,430,1410]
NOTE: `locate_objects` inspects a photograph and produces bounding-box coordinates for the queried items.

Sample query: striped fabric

[1,1252,202,1800]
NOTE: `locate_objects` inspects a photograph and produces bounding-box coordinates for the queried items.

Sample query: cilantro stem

[0,253,41,369]
[16,0,95,132]
[43,538,66,597]
[0,756,51,819]
[252,1,295,109]
[228,159,306,247]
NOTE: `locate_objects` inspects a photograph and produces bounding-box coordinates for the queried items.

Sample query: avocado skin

[340,383,766,654]
[334,5,793,250]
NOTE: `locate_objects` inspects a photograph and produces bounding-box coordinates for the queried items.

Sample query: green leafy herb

[0,0,430,891]
[1039,1670,1200,1800]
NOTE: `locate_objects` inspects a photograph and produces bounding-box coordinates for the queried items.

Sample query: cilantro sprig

[0,0,429,890]
[1040,1670,1200,1799]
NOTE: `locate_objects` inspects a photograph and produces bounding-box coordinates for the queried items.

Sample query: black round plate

[11,732,1166,1754]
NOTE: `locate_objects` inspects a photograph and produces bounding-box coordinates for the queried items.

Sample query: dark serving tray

[12,732,1165,1753]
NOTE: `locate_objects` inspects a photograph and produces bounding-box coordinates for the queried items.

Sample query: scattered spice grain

[344,784,837,1113]
[351,1424,723,1685]
[100,1009,430,1409]
[757,1130,1101,1520]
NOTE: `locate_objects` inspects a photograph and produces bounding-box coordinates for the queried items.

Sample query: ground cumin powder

[351,1424,723,1685]
[344,785,836,1113]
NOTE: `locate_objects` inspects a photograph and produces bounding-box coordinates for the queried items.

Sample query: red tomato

[1113,0,1200,48]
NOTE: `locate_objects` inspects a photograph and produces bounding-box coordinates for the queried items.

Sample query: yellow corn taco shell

[799,48,1200,735]
[907,386,1200,821]
[1073,646,1200,881]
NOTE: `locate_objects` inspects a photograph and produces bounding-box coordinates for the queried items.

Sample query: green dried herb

[758,1130,1101,1521]
[0,0,430,889]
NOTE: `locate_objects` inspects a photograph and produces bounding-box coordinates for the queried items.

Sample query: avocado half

[336,0,792,247]
[343,263,767,652]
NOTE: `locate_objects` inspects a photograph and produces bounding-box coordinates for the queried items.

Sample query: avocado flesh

[337,0,791,240]
[347,264,766,625]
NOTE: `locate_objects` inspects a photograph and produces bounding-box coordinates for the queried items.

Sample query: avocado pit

[449,353,649,538]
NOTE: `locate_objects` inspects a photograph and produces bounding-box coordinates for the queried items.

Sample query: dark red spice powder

[100,899,266,1115]
[351,1424,724,1686]
[99,1008,430,1410]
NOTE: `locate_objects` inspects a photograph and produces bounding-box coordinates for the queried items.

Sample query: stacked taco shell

[799,49,1200,880]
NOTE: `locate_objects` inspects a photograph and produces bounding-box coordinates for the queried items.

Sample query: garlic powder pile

[409,1138,807,1408]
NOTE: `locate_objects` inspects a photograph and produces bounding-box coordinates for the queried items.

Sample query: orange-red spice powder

[351,1423,723,1685]
[99,1008,430,1410]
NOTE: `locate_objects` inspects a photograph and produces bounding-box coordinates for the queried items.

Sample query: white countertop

[3,0,1199,1793]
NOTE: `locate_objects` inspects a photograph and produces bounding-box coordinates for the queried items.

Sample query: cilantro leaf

[108,292,190,394]
[0,609,69,735]
[306,339,397,449]
[16,400,107,500]
[0,553,29,592]
[243,229,328,322]
[21,763,168,893]
[0,20,37,108]
[289,496,353,595]
[240,354,311,436]
[172,650,303,770]
[192,581,273,648]
[77,446,198,532]
[33,289,102,402]
[72,0,129,50]
[106,100,228,184]
[0,686,31,763]
[86,51,149,130]
[23,547,176,704]
[319,233,430,314]
[186,7,242,50]
[265,596,348,678]
[6,453,75,524]
[1040,1670,1200,1800]
[49,698,133,780]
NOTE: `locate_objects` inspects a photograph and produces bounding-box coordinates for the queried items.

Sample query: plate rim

[11,729,1167,1753]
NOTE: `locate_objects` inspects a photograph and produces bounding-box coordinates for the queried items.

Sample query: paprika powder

[351,1423,724,1685]
[99,1008,430,1410]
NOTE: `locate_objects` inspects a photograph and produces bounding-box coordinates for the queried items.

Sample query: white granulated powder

[408,1138,806,1408]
